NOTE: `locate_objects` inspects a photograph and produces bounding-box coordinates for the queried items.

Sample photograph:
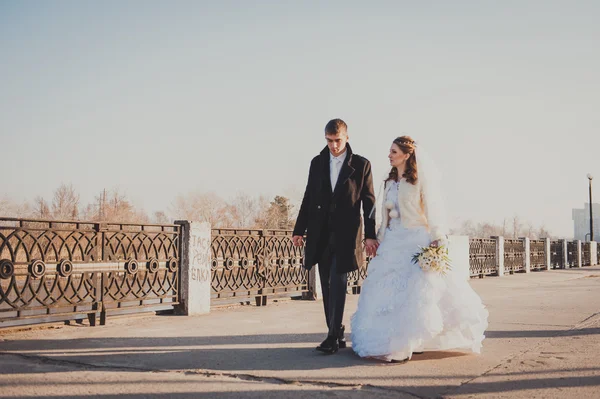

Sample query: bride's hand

[364,238,379,257]
[430,240,440,248]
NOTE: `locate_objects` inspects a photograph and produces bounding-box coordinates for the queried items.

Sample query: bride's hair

[387,136,418,185]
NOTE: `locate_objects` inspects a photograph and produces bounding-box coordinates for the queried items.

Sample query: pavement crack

[496,322,571,327]
[0,351,162,373]
[173,369,427,398]
[1,351,426,398]
[442,310,600,398]
[575,312,600,328]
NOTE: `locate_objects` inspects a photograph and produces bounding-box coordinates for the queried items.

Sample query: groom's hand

[292,235,304,247]
[364,238,379,257]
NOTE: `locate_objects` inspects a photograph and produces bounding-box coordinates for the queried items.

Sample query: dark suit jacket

[293,143,376,273]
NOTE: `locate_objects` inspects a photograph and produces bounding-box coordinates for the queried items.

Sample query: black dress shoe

[390,358,409,363]
[316,336,339,354]
[338,325,347,349]
[413,351,424,355]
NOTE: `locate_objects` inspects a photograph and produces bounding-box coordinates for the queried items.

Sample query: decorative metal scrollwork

[0,259,14,279]
[29,259,46,278]
[469,238,498,276]
[256,251,272,281]
[529,240,546,271]
[504,239,525,273]
[550,240,563,268]
[225,257,235,271]
[167,257,178,272]
[567,241,577,267]
[146,257,159,273]
[57,259,74,277]
[0,217,181,328]
[582,242,591,266]
[125,259,139,274]
[210,229,309,302]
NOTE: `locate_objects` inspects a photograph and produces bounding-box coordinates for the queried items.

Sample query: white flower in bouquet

[412,243,452,275]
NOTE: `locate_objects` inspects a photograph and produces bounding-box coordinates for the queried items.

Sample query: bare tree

[538,225,553,239]
[452,216,553,239]
[33,196,51,219]
[230,192,257,228]
[524,222,535,239]
[0,197,32,218]
[80,203,97,221]
[478,222,504,238]
[450,220,477,236]
[51,183,80,220]
[106,189,149,223]
[170,191,227,226]
[253,195,271,228]
[153,211,170,224]
[512,215,523,238]
[83,188,149,223]
[0,197,10,216]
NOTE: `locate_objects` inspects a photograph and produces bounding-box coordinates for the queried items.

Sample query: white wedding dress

[351,181,489,361]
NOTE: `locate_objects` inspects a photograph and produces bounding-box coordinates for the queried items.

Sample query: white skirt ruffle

[350,224,488,361]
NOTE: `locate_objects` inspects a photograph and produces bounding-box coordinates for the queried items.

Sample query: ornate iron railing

[348,256,370,294]
[210,229,308,305]
[582,242,591,266]
[567,241,578,267]
[0,218,180,327]
[469,238,498,277]
[550,240,563,269]
[504,239,525,273]
[529,240,546,271]
[4,212,596,328]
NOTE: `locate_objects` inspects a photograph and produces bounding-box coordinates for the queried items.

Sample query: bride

[350,136,488,363]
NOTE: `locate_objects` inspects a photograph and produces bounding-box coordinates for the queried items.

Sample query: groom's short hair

[325,119,347,135]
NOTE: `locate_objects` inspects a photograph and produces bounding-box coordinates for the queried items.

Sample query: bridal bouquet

[411,244,452,275]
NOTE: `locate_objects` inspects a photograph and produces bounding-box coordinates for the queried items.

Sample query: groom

[293,118,378,354]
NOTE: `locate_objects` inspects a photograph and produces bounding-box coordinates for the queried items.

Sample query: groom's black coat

[293,143,377,273]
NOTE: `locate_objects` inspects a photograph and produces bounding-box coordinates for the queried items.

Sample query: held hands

[292,235,304,247]
[294,235,379,257]
[364,238,379,257]
[430,236,449,248]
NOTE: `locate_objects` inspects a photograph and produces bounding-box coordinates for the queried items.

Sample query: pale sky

[1,1,599,237]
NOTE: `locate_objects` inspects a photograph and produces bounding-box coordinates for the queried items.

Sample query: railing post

[175,220,212,315]
[255,230,268,306]
[448,235,470,281]
[492,236,505,277]
[522,237,531,273]
[590,241,598,266]
[576,240,582,268]
[99,272,106,326]
[561,239,568,269]
[88,273,101,327]
[544,238,551,271]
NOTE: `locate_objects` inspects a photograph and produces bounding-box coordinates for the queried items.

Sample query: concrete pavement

[1,267,600,398]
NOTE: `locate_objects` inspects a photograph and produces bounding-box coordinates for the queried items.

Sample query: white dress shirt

[330,150,347,192]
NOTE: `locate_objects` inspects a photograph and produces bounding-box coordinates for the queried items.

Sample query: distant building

[572,203,600,241]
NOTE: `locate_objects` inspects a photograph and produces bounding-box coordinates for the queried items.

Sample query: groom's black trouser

[317,234,348,338]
